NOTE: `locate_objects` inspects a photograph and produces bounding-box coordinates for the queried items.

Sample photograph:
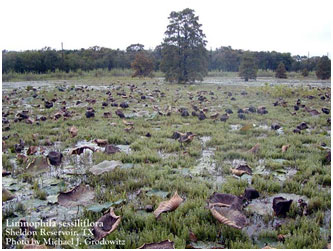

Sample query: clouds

[1,0,331,56]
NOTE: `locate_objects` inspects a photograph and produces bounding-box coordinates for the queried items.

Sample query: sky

[0,0,331,57]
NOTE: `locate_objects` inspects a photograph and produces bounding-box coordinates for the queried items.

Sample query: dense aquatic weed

[1,79,330,248]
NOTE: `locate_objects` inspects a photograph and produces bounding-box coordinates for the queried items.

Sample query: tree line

[2,8,331,82]
[2,45,324,74]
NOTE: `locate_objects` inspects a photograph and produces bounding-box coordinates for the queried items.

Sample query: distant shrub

[239,52,257,81]
[316,56,331,80]
[275,62,287,78]
[301,68,309,77]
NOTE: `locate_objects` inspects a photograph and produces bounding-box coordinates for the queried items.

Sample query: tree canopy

[2,9,329,79]
[316,56,331,80]
[131,52,154,78]
[275,62,287,78]
[239,52,257,81]
[160,8,208,83]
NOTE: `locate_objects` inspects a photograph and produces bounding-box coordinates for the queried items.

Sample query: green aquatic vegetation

[1,78,330,249]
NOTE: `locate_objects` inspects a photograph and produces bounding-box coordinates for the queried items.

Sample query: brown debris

[93,208,121,241]
[124,126,134,132]
[3,188,16,202]
[230,163,252,176]
[94,139,108,147]
[209,204,247,229]
[47,151,63,166]
[122,119,134,126]
[282,144,290,153]
[2,140,6,152]
[210,112,219,119]
[138,240,175,249]
[153,191,183,218]
[189,230,198,242]
[27,146,38,155]
[69,146,95,155]
[244,188,260,200]
[53,112,62,120]
[32,133,39,142]
[272,197,293,217]
[2,169,11,176]
[208,192,247,229]
[104,144,120,154]
[115,109,125,118]
[103,112,112,118]
[277,234,285,242]
[26,157,50,173]
[173,132,196,144]
[248,143,260,154]
[17,154,28,163]
[69,126,78,138]
[230,168,248,176]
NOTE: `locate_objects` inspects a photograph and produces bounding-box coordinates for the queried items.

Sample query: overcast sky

[1,0,331,57]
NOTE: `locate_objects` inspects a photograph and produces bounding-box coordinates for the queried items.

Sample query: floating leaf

[94,139,108,147]
[58,184,95,208]
[209,204,247,229]
[69,146,95,155]
[87,200,126,212]
[146,189,170,198]
[153,191,183,218]
[89,160,123,175]
[87,202,114,213]
[230,168,248,176]
[230,163,252,176]
[27,146,38,155]
[3,188,15,202]
[26,157,50,174]
[208,192,247,229]
[93,208,121,241]
[273,197,292,216]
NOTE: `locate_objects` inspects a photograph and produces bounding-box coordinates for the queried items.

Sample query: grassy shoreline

[2,69,322,82]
